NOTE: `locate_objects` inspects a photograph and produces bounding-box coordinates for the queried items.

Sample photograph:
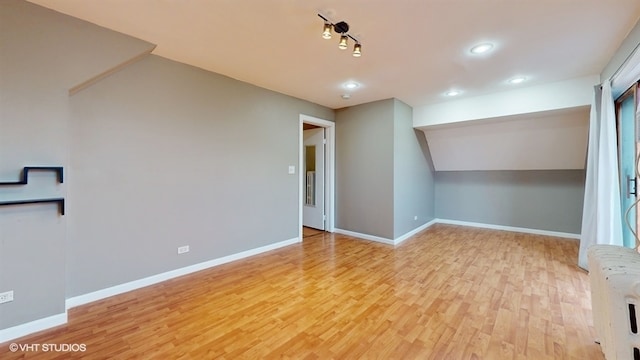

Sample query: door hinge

[628,175,637,198]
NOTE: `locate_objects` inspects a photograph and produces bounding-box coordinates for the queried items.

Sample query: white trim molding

[335,219,439,246]
[66,237,300,309]
[394,219,439,245]
[335,218,579,245]
[0,312,67,343]
[435,219,580,239]
[334,228,396,245]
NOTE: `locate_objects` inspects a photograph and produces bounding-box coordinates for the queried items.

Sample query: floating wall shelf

[0,166,65,215]
[0,198,65,215]
[0,166,63,185]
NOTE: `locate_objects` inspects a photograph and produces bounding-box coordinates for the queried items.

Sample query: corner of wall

[69,46,156,95]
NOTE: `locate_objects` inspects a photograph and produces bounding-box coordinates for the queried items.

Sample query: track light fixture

[318,14,363,57]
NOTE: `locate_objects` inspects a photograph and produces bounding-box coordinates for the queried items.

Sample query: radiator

[588,244,640,360]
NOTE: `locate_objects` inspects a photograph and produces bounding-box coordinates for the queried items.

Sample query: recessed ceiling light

[343,81,360,90]
[341,94,351,100]
[508,76,527,84]
[470,43,494,54]
[445,90,461,97]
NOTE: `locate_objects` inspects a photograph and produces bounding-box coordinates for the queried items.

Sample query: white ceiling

[27,0,640,110]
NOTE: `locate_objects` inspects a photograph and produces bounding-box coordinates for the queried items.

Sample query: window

[616,82,640,248]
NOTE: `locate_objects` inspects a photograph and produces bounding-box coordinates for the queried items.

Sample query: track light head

[322,22,332,39]
[353,43,362,57]
[338,35,348,50]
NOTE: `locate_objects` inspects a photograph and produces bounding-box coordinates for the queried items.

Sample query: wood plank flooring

[0,224,603,359]
[303,226,325,238]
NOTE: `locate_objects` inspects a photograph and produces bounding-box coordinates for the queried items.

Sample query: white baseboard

[66,237,300,309]
[435,219,580,239]
[335,219,439,246]
[394,219,438,245]
[334,228,395,245]
[335,218,578,245]
[0,312,67,343]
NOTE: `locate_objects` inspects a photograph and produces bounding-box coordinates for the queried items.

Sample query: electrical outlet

[0,291,14,304]
[177,245,190,254]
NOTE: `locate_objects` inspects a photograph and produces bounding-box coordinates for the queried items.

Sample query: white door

[303,127,325,230]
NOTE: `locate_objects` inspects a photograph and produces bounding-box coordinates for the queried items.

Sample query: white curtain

[578,81,623,270]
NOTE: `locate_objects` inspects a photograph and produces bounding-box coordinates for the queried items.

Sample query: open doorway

[303,125,325,231]
[299,114,335,241]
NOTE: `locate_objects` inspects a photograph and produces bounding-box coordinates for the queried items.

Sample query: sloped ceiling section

[420,107,589,171]
[2,1,156,95]
[414,76,596,171]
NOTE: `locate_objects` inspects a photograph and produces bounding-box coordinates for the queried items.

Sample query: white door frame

[299,114,335,240]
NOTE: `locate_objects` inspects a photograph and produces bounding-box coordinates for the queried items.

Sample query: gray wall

[0,0,154,330]
[0,0,333,331]
[68,55,332,296]
[335,99,436,240]
[435,170,585,234]
[335,100,395,239]
[393,100,435,238]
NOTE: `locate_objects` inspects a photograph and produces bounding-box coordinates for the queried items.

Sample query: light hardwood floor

[0,224,602,359]
[303,226,325,238]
